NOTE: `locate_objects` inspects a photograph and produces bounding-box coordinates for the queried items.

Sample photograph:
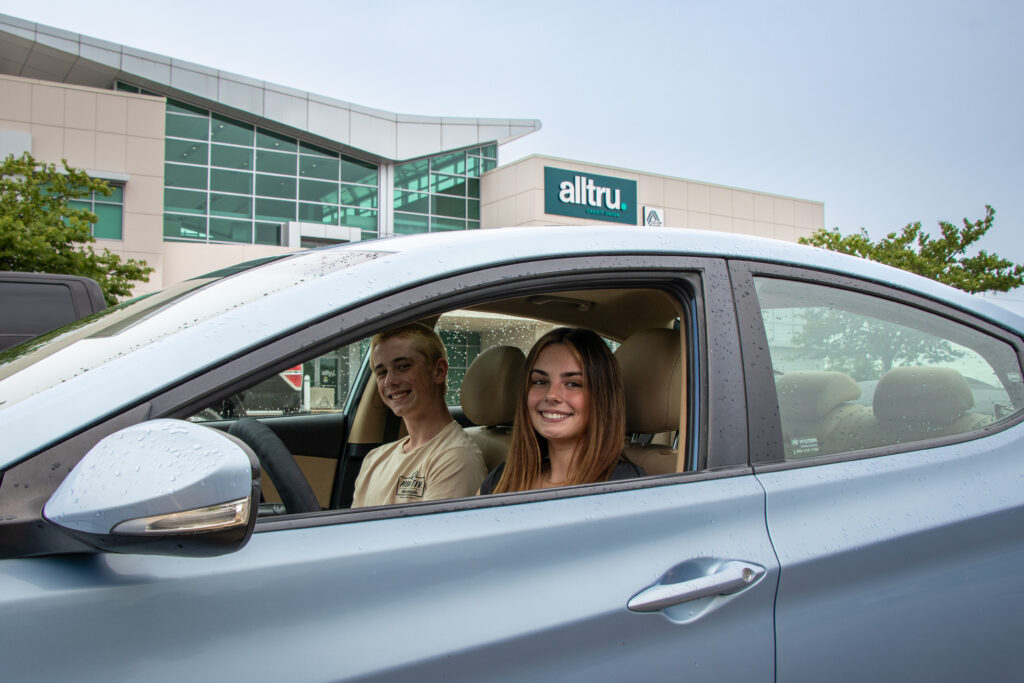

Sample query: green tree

[792,309,963,380]
[0,152,153,305]
[799,205,1024,293]
[791,207,1022,380]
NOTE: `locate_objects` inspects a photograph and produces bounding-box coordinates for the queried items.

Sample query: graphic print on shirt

[395,470,426,499]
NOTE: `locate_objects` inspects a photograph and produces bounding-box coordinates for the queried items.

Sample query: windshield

[0,249,384,412]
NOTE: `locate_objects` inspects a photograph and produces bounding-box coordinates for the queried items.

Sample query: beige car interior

[614,328,684,475]
[459,345,525,471]
[779,366,995,460]
[253,286,687,508]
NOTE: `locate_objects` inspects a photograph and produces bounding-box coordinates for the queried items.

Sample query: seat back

[776,370,867,458]
[459,345,526,470]
[614,328,682,475]
[872,365,990,444]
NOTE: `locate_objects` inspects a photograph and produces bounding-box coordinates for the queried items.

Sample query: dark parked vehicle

[0,271,105,351]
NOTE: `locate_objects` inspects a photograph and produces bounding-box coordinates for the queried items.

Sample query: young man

[351,323,486,507]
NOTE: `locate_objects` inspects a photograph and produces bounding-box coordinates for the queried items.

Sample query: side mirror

[43,419,261,557]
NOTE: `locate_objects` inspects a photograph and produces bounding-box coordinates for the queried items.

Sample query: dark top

[479,456,644,495]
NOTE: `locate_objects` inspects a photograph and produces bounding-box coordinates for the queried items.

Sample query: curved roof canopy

[0,12,541,161]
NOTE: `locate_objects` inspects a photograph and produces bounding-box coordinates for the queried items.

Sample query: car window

[183,284,689,515]
[437,310,561,406]
[190,338,370,421]
[754,277,1024,460]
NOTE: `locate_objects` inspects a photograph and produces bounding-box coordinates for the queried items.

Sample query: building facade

[0,12,822,297]
[483,155,822,242]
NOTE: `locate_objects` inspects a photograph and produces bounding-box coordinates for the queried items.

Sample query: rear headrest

[777,371,861,419]
[873,366,973,424]
[615,328,681,434]
[460,345,525,426]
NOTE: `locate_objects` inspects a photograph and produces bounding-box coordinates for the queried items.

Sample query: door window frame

[729,259,1024,470]
[195,254,743,529]
[2,254,747,545]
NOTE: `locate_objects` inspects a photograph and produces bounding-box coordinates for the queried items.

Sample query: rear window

[0,282,79,334]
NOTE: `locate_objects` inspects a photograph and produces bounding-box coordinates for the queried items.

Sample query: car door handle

[627,560,766,612]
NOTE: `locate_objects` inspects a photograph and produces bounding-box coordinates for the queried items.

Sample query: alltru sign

[544,167,637,225]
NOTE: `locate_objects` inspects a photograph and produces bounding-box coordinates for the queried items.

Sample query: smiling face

[526,343,589,452]
[372,336,447,420]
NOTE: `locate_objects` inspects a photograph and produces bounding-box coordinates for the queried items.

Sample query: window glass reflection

[255,222,281,245]
[339,207,377,231]
[211,169,252,195]
[164,214,206,240]
[210,193,253,219]
[166,139,208,166]
[341,156,378,186]
[390,142,495,233]
[300,179,338,204]
[339,184,377,208]
[256,150,297,175]
[256,174,297,200]
[394,212,429,235]
[257,128,298,152]
[212,116,254,146]
[162,105,378,242]
[165,188,207,214]
[167,113,209,140]
[432,194,466,218]
[298,202,339,224]
[210,218,253,243]
[211,145,253,170]
[300,156,339,181]
[255,198,295,222]
[167,163,207,190]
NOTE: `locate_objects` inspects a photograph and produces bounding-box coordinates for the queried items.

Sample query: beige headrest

[873,366,973,424]
[777,371,861,419]
[615,328,681,434]
[460,345,525,426]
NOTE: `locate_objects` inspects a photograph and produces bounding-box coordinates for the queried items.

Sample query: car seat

[459,345,526,470]
[614,328,682,475]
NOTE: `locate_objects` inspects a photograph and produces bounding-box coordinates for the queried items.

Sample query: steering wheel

[227,418,320,514]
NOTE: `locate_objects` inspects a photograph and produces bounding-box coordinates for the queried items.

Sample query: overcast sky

[3,0,1022,265]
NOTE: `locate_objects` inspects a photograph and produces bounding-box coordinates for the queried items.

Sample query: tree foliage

[0,152,153,305]
[791,207,1019,380]
[799,205,1023,293]
[792,309,963,380]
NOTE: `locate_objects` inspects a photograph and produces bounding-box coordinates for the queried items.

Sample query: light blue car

[2,226,1023,681]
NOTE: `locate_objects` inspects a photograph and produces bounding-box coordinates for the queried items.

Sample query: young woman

[479,327,643,494]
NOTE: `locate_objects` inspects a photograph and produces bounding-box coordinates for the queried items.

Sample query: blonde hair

[493,328,626,493]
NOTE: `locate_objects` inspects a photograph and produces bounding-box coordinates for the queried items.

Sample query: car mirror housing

[43,419,261,557]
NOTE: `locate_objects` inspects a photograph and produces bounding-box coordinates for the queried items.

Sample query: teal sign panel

[543,167,637,224]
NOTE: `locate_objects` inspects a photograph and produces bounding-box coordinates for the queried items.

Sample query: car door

[731,261,1024,682]
[0,255,779,681]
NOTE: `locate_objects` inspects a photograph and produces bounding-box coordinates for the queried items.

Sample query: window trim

[2,253,746,544]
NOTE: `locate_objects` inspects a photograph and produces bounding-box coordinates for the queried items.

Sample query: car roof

[375,227,1024,326]
[1,226,1021,466]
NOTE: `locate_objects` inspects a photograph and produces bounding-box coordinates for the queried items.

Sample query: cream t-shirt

[351,420,486,508]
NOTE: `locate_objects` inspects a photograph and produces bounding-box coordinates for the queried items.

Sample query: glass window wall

[153,90,378,245]
[121,81,496,245]
[391,144,497,235]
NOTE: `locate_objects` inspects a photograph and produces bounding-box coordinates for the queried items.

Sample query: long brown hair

[493,327,626,493]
